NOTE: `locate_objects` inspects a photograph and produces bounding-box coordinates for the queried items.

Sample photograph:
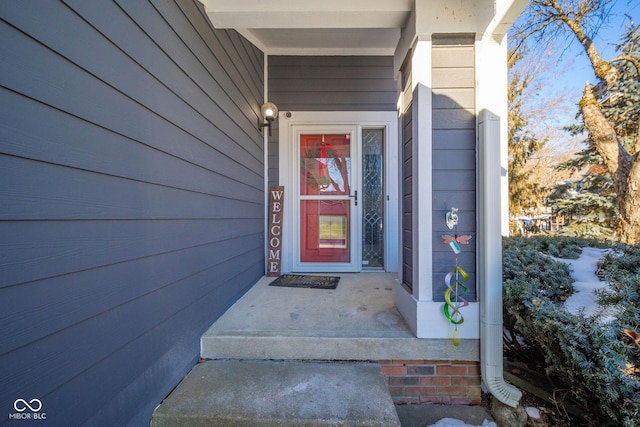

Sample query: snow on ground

[552,247,616,322]
[426,419,496,427]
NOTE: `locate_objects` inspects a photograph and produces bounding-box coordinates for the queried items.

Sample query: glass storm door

[296,130,360,272]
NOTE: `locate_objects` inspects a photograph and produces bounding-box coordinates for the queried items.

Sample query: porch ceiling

[198,0,413,55]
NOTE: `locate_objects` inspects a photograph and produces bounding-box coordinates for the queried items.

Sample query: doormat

[268,274,340,290]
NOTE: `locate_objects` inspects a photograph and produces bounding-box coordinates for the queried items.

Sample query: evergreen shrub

[503,237,640,426]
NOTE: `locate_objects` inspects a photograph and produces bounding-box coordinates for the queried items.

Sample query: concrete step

[200,274,479,362]
[151,359,401,427]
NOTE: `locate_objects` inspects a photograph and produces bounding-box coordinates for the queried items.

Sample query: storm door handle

[349,190,358,206]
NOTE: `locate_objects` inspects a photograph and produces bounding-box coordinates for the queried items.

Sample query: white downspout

[477,0,527,408]
[478,111,521,408]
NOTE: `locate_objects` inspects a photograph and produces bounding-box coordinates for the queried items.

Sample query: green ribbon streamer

[443,266,469,325]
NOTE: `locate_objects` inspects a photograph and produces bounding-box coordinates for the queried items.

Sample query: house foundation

[380,360,482,405]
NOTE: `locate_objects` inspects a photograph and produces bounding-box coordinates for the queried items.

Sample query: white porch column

[476,36,510,236]
[392,0,521,341]
[411,37,433,303]
[394,36,482,339]
[394,37,437,338]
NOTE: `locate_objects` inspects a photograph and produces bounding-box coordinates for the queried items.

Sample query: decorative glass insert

[362,129,384,268]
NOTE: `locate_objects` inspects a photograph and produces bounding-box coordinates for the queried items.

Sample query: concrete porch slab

[201,273,478,361]
[151,359,401,427]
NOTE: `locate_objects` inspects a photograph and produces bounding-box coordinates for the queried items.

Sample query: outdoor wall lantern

[258,102,279,136]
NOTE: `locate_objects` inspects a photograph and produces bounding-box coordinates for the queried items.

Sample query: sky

[557,0,640,101]
[511,0,640,131]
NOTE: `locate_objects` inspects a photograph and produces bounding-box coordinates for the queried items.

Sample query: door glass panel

[300,134,351,195]
[362,129,384,268]
[300,134,351,263]
[319,214,347,248]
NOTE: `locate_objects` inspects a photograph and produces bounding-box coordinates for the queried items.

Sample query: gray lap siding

[267,55,397,189]
[0,0,264,425]
[431,36,477,301]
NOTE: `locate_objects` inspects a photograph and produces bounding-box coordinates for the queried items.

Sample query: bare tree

[507,37,584,238]
[516,0,640,243]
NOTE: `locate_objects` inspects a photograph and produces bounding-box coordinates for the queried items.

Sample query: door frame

[278,111,399,273]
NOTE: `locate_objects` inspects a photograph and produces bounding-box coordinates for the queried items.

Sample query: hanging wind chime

[441,207,472,346]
